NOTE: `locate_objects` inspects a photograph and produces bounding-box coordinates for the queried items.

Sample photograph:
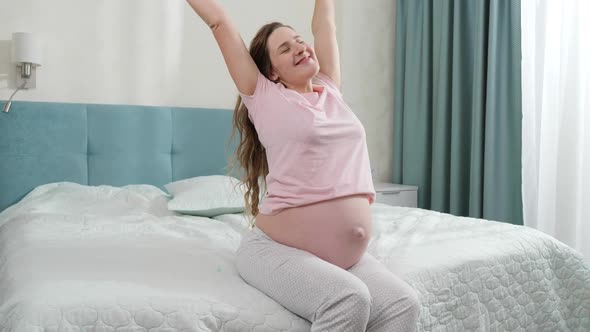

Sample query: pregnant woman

[185,0,420,330]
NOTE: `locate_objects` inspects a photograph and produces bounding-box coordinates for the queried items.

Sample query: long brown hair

[228,22,292,226]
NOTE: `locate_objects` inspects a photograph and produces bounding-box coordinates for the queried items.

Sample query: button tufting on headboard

[0,101,238,212]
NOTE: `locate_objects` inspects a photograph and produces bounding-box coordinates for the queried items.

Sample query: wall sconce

[2,32,43,113]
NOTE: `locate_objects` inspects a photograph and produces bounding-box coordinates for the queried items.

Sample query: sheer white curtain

[521,0,590,260]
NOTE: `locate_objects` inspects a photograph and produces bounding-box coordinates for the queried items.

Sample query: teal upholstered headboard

[0,101,238,212]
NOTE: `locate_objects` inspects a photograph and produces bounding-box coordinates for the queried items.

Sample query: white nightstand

[374,182,418,208]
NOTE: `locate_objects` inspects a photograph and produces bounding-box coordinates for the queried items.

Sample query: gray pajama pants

[235,227,420,332]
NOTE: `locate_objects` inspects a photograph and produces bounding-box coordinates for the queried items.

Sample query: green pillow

[165,175,246,217]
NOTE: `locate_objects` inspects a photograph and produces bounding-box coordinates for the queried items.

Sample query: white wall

[0,0,396,182]
[338,0,396,182]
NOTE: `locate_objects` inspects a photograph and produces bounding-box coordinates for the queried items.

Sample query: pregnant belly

[255,194,372,270]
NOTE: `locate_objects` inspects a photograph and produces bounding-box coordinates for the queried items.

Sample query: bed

[1,101,589,331]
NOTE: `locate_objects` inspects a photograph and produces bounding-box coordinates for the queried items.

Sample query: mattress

[0,183,589,331]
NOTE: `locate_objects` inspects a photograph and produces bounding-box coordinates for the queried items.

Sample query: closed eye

[277,36,305,54]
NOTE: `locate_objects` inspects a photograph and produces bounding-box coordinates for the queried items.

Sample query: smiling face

[266,27,320,89]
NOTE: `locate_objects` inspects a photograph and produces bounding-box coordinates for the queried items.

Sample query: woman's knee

[344,283,372,308]
[316,282,372,322]
[402,286,421,323]
[326,278,371,311]
[380,279,421,322]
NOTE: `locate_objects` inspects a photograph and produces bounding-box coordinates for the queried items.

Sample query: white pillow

[165,175,246,217]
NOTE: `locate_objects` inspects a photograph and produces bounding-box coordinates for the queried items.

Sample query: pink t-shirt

[239,72,376,215]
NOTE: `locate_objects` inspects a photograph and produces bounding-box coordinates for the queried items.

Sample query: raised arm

[311,0,341,88]
[185,0,258,95]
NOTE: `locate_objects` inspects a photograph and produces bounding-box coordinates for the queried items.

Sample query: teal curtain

[393,0,523,225]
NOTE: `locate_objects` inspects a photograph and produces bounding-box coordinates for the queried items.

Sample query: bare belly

[255,194,372,270]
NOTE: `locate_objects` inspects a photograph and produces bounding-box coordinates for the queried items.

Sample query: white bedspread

[365,204,590,331]
[0,183,589,331]
[0,183,309,331]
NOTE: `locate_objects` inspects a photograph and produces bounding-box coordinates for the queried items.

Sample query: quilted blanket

[0,183,309,331]
[0,182,589,331]
[365,204,590,331]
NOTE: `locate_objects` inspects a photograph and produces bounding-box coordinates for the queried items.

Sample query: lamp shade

[11,32,42,66]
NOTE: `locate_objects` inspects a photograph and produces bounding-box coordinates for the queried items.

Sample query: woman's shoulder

[240,72,279,99]
[239,73,294,121]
